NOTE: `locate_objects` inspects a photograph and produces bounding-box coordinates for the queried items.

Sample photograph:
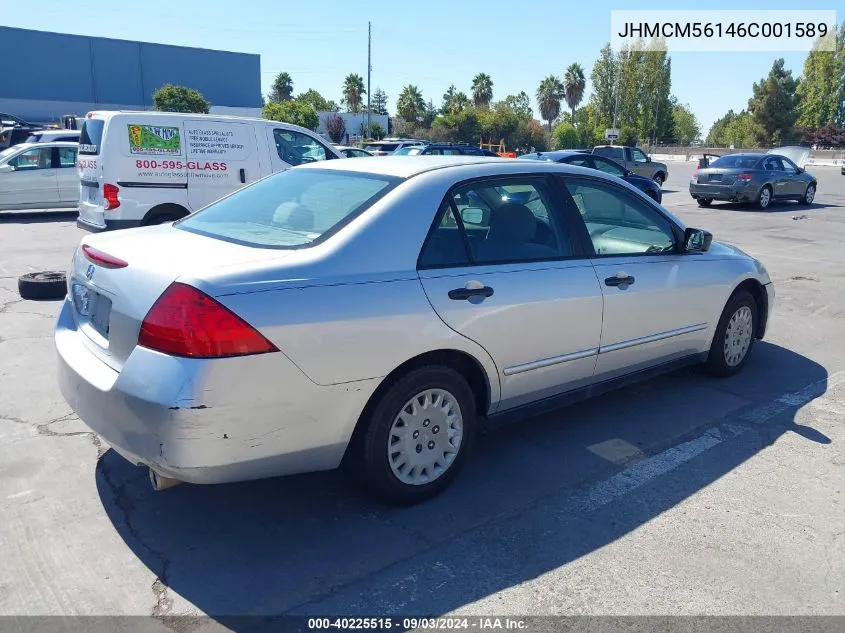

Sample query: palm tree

[563,63,586,124]
[396,85,425,123]
[536,75,564,132]
[452,91,470,114]
[471,73,493,108]
[269,72,293,103]
[342,73,366,113]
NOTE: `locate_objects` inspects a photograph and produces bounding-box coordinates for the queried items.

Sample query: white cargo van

[76,111,342,231]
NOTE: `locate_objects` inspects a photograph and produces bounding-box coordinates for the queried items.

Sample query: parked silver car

[0,141,79,210]
[56,157,774,503]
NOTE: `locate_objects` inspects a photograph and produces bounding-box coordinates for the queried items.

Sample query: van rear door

[183,119,263,211]
[77,116,106,228]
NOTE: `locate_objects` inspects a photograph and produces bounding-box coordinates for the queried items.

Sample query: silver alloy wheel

[654,174,664,187]
[805,184,815,203]
[759,187,771,208]
[387,388,463,486]
[724,305,754,367]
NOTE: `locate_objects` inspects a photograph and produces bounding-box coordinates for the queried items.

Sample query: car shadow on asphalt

[95,341,830,623]
[707,202,835,214]
[0,210,77,223]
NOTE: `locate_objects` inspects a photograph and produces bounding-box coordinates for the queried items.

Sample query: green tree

[262,100,319,130]
[479,102,519,145]
[637,41,674,143]
[563,63,586,124]
[441,84,458,114]
[796,29,844,128]
[672,101,700,145]
[590,44,618,129]
[268,72,294,103]
[342,73,366,113]
[748,58,799,145]
[152,84,210,113]
[706,109,759,147]
[422,100,439,127]
[536,75,564,132]
[371,88,389,116]
[297,89,334,112]
[513,118,548,152]
[396,85,425,123]
[504,92,533,119]
[552,122,579,149]
[471,73,494,108]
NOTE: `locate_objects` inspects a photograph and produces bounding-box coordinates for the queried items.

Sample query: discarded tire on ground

[18,272,67,301]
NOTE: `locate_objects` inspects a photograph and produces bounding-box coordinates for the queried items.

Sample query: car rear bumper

[55,298,379,484]
[77,217,143,232]
[689,182,756,202]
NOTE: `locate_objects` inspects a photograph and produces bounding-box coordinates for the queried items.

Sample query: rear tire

[358,366,477,505]
[705,290,758,377]
[697,198,713,207]
[756,185,773,210]
[18,271,66,300]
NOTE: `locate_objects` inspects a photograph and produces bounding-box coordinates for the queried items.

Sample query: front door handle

[605,273,635,287]
[448,285,494,301]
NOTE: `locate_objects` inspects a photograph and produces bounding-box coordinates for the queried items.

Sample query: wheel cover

[760,188,771,208]
[806,185,815,203]
[724,306,754,367]
[388,388,463,486]
[655,175,663,185]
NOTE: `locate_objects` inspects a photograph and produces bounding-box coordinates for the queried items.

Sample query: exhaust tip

[149,468,183,491]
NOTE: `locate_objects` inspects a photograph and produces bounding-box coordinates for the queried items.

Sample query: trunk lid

[70,225,291,371]
[695,168,740,186]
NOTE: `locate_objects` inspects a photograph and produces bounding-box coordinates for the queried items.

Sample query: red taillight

[138,283,278,358]
[82,244,128,269]
[103,183,120,210]
[736,173,753,182]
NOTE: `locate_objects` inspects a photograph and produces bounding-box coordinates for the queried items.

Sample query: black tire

[653,173,665,187]
[697,198,713,207]
[18,271,67,300]
[705,290,758,377]
[145,213,181,226]
[802,183,816,205]
[358,365,477,505]
[756,185,773,210]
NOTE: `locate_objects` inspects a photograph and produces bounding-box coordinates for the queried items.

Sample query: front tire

[705,290,758,377]
[653,173,665,187]
[802,183,816,205]
[757,185,773,210]
[359,366,477,504]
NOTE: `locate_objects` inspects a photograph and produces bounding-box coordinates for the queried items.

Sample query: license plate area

[72,282,112,341]
[708,174,722,182]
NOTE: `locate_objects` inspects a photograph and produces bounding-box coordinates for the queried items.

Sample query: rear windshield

[79,119,105,155]
[593,147,624,159]
[177,169,398,249]
[24,133,43,143]
[394,146,423,155]
[364,143,399,152]
[708,155,762,169]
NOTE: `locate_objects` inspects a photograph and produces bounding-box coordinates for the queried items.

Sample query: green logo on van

[128,124,181,155]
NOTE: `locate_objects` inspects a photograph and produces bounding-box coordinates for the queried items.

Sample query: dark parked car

[519,150,663,203]
[394,143,494,156]
[690,153,817,210]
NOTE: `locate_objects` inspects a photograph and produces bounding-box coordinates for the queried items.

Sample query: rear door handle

[239,168,246,184]
[605,274,635,287]
[448,286,494,301]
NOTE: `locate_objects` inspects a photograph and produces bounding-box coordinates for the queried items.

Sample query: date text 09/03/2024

[307,617,528,630]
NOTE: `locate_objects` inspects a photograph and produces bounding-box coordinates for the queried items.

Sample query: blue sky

[6,0,833,135]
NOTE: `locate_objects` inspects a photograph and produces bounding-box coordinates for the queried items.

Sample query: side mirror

[796,166,804,173]
[684,227,712,253]
[0,164,14,174]
[460,207,484,225]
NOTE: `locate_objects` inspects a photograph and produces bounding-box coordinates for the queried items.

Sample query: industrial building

[0,27,263,123]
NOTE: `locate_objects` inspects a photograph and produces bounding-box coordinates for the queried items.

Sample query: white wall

[315,111,389,141]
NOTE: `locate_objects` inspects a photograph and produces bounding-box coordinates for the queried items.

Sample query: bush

[152,84,210,113]
[325,114,346,143]
[263,100,319,130]
[552,123,579,149]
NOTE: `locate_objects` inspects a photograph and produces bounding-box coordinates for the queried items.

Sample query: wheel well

[342,349,492,465]
[732,279,768,339]
[141,203,189,226]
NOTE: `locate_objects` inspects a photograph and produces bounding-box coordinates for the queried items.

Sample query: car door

[561,175,725,380]
[417,175,603,412]
[55,146,79,205]
[629,147,652,178]
[0,146,59,209]
[761,156,790,199]
[778,156,806,197]
[184,119,264,211]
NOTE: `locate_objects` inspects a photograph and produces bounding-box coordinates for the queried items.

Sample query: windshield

[393,146,423,155]
[364,143,399,152]
[709,155,761,169]
[177,169,398,249]
[79,119,105,155]
[24,133,43,143]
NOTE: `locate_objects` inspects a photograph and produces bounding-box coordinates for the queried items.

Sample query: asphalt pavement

[0,163,843,625]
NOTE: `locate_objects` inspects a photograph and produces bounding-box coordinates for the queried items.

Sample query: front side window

[564,178,675,256]
[419,178,571,267]
[590,156,626,177]
[273,129,332,166]
[178,169,396,248]
[632,148,649,163]
[9,147,52,170]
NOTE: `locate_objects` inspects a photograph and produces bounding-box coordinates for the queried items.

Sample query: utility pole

[366,21,371,139]
[613,53,622,129]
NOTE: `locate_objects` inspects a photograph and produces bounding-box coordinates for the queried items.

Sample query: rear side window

[177,169,397,249]
[79,119,105,155]
[594,147,623,160]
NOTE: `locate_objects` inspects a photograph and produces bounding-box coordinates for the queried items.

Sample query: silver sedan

[56,157,774,504]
